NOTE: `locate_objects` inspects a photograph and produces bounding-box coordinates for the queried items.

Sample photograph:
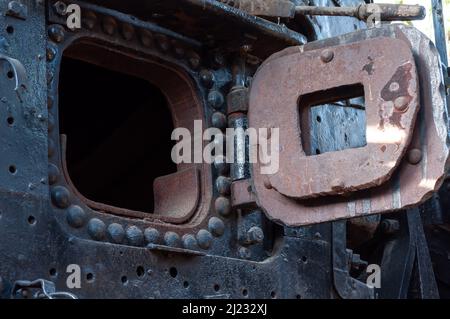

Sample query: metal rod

[295,3,426,22]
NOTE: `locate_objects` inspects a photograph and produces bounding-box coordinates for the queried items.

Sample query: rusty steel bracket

[251,36,419,199]
[248,25,450,226]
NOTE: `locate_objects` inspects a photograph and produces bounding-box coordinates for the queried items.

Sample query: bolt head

[53,1,67,16]
[407,148,422,165]
[320,50,334,63]
[247,226,264,244]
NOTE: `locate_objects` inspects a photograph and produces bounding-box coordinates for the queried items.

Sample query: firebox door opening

[58,56,176,214]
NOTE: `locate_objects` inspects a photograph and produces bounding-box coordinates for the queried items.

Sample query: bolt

[380,219,400,234]
[394,96,409,112]
[320,49,334,63]
[407,148,422,165]
[245,226,264,245]
[53,1,67,16]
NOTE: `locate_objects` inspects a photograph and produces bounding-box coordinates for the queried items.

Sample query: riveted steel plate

[250,37,419,199]
[249,25,450,226]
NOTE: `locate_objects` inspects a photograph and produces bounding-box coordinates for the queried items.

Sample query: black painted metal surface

[0,0,448,299]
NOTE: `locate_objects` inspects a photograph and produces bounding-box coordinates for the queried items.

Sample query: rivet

[214,52,225,67]
[182,234,197,250]
[187,52,201,69]
[164,231,180,247]
[208,217,225,237]
[126,226,144,246]
[196,229,213,250]
[207,90,224,109]
[66,205,86,228]
[121,23,134,40]
[173,45,185,57]
[320,49,334,63]
[211,112,227,130]
[88,218,106,241]
[407,148,422,165]
[102,17,117,35]
[156,34,170,51]
[51,186,70,208]
[199,69,214,88]
[83,11,97,30]
[394,96,409,112]
[215,196,231,217]
[48,25,65,43]
[46,45,57,62]
[213,155,229,175]
[216,176,231,195]
[140,29,153,47]
[144,227,160,244]
[48,163,60,185]
[107,223,125,244]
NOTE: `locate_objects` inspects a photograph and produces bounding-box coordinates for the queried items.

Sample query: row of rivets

[52,10,202,71]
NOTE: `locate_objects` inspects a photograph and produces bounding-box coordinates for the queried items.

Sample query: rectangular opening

[59,52,177,214]
[299,84,367,156]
